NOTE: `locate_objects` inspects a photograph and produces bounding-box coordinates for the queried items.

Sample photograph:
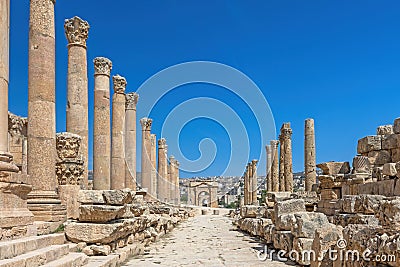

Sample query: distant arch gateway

[188,181,218,208]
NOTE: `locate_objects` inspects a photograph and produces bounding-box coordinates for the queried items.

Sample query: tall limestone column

[150,134,157,198]
[282,123,293,192]
[157,138,168,202]
[266,145,272,192]
[247,162,252,204]
[304,118,316,192]
[270,140,279,192]
[125,92,138,190]
[93,57,112,190]
[140,118,153,193]
[27,0,67,222]
[243,167,248,205]
[111,75,126,190]
[174,160,180,205]
[64,17,90,189]
[251,159,258,205]
[278,133,285,192]
[168,155,176,204]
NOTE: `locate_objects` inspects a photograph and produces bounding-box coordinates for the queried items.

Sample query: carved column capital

[125,92,139,110]
[94,57,112,76]
[282,128,293,139]
[140,118,153,131]
[113,75,127,94]
[251,159,258,166]
[64,16,90,47]
[270,140,279,149]
[158,138,167,148]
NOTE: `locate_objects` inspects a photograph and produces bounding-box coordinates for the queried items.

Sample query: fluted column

[305,118,316,192]
[270,140,279,192]
[157,138,168,202]
[150,134,157,198]
[125,92,138,190]
[266,145,272,191]
[0,0,18,172]
[251,159,258,205]
[140,118,152,193]
[64,16,89,188]
[93,57,112,190]
[168,155,175,204]
[278,133,285,192]
[111,75,126,190]
[282,123,293,192]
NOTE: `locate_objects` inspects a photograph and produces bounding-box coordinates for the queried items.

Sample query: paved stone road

[124,214,294,266]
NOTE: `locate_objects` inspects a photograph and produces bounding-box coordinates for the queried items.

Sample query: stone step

[41,252,88,267]
[0,244,70,267]
[84,255,119,267]
[0,233,65,260]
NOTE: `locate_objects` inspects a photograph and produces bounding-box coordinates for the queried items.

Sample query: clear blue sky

[8,1,400,177]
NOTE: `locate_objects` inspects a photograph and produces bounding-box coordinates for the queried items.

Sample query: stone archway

[187,180,218,208]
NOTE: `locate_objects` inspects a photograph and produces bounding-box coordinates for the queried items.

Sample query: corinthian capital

[113,75,127,94]
[94,57,112,76]
[158,138,167,148]
[270,140,279,149]
[125,92,139,110]
[140,118,153,131]
[64,16,90,47]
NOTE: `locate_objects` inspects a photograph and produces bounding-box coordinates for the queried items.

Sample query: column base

[27,190,67,222]
[0,151,20,172]
[0,171,35,241]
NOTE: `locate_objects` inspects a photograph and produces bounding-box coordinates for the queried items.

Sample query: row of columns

[243,160,258,205]
[265,119,316,192]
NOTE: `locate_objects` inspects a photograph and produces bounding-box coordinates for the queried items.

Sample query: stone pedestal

[125,93,139,191]
[64,16,90,189]
[270,140,279,192]
[27,0,65,221]
[157,138,168,202]
[93,57,112,190]
[304,118,316,191]
[111,75,126,190]
[140,118,153,194]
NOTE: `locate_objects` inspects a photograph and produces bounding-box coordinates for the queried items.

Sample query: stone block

[78,190,105,205]
[391,148,400,162]
[292,237,314,265]
[273,230,293,253]
[394,179,400,196]
[316,162,350,175]
[263,224,275,244]
[368,150,391,166]
[382,134,400,150]
[332,213,379,227]
[103,189,134,205]
[310,224,343,267]
[290,212,329,238]
[275,213,295,231]
[354,194,385,214]
[377,198,400,229]
[377,125,394,136]
[79,205,127,223]
[239,205,257,218]
[394,117,400,134]
[352,156,370,174]
[267,192,291,202]
[274,199,306,217]
[59,185,80,220]
[357,136,382,154]
[377,179,395,196]
[383,163,397,177]
[320,189,340,200]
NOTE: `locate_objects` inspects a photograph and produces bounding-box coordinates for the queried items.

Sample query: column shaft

[270,140,279,192]
[266,145,272,191]
[64,17,90,188]
[125,93,138,190]
[0,0,9,153]
[283,123,293,192]
[140,118,152,193]
[304,118,316,191]
[174,160,180,205]
[157,139,167,202]
[168,156,175,204]
[251,160,258,205]
[111,75,126,189]
[150,134,157,198]
[93,57,112,190]
[278,134,285,192]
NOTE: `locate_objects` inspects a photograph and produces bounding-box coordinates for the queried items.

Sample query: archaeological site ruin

[1,1,400,267]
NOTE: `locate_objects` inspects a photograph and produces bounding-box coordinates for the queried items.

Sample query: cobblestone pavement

[124,214,294,267]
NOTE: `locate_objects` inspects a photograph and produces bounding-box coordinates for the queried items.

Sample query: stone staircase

[0,233,88,267]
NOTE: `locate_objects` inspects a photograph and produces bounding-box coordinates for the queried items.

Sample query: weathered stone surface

[289,212,329,238]
[352,155,370,174]
[392,148,400,163]
[273,230,293,253]
[78,190,105,205]
[103,189,134,205]
[342,194,385,214]
[274,199,306,216]
[357,136,382,154]
[310,224,343,267]
[293,237,314,265]
[368,150,392,166]
[239,205,257,218]
[332,213,379,227]
[79,205,127,223]
[394,118,400,134]
[377,198,400,229]
[383,163,397,177]
[382,134,400,150]
[378,125,394,136]
[316,162,350,175]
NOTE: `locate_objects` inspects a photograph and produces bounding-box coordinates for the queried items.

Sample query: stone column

[125,92,138,191]
[140,118,153,194]
[278,133,285,192]
[246,163,252,204]
[243,168,248,205]
[64,16,90,189]
[174,160,180,205]
[111,75,126,190]
[27,0,67,222]
[93,57,112,190]
[157,138,168,202]
[251,159,258,205]
[270,140,279,192]
[282,123,293,192]
[304,118,316,192]
[150,133,157,198]
[168,155,175,204]
[266,144,272,192]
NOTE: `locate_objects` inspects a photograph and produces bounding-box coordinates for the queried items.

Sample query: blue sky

[8,1,400,177]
